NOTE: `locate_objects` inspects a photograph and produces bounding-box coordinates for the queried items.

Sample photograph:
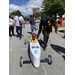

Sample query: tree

[10,10,30,20]
[32,7,42,18]
[41,0,65,20]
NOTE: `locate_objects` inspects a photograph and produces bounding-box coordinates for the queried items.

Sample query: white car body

[30,42,41,67]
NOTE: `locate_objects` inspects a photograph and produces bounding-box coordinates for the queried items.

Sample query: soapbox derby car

[20,33,52,68]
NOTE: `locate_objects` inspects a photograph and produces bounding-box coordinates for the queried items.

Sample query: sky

[9,0,44,16]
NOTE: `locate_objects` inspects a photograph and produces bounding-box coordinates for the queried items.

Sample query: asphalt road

[9,24,65,75]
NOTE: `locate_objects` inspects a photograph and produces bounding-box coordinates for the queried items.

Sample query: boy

[30,33,38,43]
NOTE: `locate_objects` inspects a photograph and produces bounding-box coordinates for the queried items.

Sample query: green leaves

[10,10,29,20]
[41,0,65,20]
[32,7,42,18]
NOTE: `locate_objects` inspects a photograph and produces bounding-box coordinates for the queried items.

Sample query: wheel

[24,42,26,45]
[20,57,23,67]
[24,40,26,45]
[48,55,52,65]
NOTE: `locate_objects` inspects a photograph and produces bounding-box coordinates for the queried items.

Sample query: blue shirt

[29,18,35,25]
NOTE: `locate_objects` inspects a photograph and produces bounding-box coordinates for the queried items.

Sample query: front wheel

[20,57,23,67]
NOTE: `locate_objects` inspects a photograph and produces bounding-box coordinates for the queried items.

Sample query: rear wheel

[48,55,52,65]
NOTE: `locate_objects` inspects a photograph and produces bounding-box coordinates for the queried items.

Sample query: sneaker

[43,47,46,51]
[17,35,19,37]
[12,34,15,36]
[46,44,47,47]
[9,37,11,40]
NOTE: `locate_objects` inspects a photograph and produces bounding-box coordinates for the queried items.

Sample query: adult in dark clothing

[37,15,57,51]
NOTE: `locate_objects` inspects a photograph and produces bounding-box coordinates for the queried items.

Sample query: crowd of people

[9,11,25,40]
[9,11,57,51]
[9,11,40,39]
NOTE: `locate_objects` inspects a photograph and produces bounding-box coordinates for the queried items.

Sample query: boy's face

[32,36,36,40]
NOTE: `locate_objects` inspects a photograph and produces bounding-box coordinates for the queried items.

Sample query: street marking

[22,48,28,50]
[41,63,47,75]
[21,71,23,73]
[47,45,57,48]
[9,49,12,51]
[21,45,56,51]
[47,45,51,48]
[51,46,57,48]
[34,68,36,75]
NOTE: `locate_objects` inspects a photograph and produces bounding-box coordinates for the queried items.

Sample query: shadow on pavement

[27,32,31,34]
[62,55,65,60]
[22,44,32,65]
[38,39,44,49]
[50,44,65,60]
[28,44,30,59]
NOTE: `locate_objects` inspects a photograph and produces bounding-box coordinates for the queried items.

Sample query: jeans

[16,25,22,38]
[31,25,34,34]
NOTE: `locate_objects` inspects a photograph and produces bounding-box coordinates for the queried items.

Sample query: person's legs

[32,25,34,33]
[9,26,12,37]
[30,25,32,34]
[37,23,39,30]
[43,30,47,48]
[16,26,20,35]
[43,31,50,50]
[12,26,14,35]
[19,25,22,39]
[31,25,34,34]
[9,27,10,36]
[46,32,50,45]
[44,35,47,48]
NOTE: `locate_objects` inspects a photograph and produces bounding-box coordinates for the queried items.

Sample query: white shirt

[14,16,24,26]
[62,15,65,19]
[36,19,40,23]
[9,18,14,27]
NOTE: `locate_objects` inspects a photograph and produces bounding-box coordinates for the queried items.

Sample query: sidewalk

[9,24,65,75]
[57,26,65,31]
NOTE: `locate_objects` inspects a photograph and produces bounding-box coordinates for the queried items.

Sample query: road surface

[9,24,65,75]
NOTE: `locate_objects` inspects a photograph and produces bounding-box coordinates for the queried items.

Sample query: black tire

[20,57,23,67]
[48,55,52,65]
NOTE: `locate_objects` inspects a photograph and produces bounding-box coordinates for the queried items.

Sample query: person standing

[37,15,57,51]
[14,11,25,40]
[29,15,35,34]
[9,16,10,38]
[35,18,40,31]
[9,15,15,37]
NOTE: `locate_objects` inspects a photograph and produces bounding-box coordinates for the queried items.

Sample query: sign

[30,42,41,57]
[32,46,39,49]
[34,50,38,54]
